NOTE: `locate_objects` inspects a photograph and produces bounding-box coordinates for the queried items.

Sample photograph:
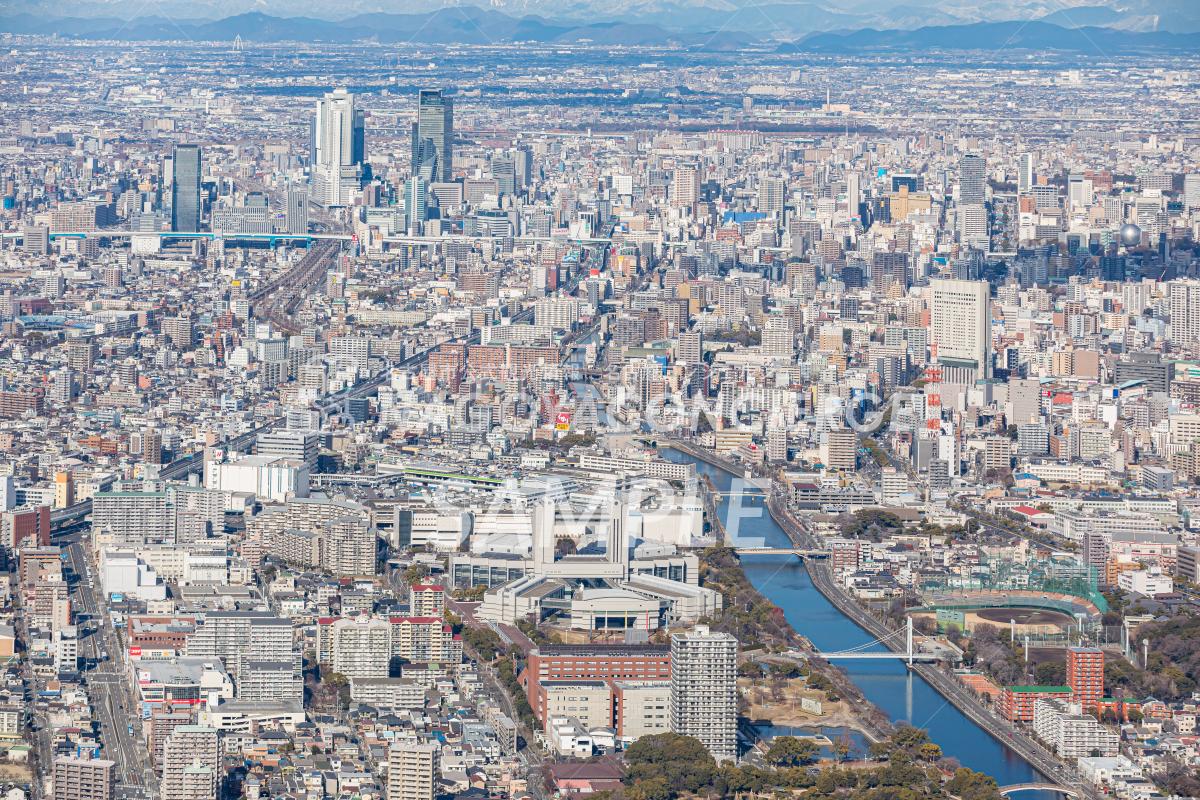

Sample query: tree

[918,743,943,761]
[738,661,765,679]
[765,736,819,767]
[462,626,504,661]
[946,767,1003,800]
[833,732,853,762]
[888,725,931,754]
[453,584,488,601]
[624,733,716,796]
[402,562,429,586]
[1035,660,1066,685]
[626,777,670,800]
[841,508,904,541]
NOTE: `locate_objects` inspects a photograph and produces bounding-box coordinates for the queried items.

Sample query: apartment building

[669,625,737,762]
[161,725,220,800]
[386,741,438,800]
[53,758,115,800]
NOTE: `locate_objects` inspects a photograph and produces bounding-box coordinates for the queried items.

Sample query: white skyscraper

[669,625,737,762]
[312,88,365,207]
[1169,280,1200,346]
[757,175,785,219]
[958,204,989,250]
[846,171,861,219]
[761,314,794,360]
[672,163,701,212]
[1018,152,1034,194]
[930,277,991,380]
[1184,173,1200,210]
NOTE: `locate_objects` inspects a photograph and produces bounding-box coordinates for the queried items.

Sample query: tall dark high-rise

[286,184,309,235]
[411,89,453,183]
[959,154,986,205]
[171,144,202,232]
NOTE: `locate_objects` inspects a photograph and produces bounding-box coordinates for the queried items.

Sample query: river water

[663,449,1053,795]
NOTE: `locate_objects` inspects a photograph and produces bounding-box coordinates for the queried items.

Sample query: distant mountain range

[0,8,756,46]
[3,0,1200,36]
[785,20,1200,52]
[1,4,1199,50]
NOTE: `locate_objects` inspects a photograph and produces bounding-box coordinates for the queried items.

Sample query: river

[663,449,1054,796]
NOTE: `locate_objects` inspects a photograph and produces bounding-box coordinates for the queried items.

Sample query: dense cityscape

[2,15,1200,800]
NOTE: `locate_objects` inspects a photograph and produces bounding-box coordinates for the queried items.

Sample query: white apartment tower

[330,616,393,679]
[1169,280,1200,346]
[387,741,438,800]
[160,725,220,800]
[669,625,738,762]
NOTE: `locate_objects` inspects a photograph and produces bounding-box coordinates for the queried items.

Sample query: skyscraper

[515,144,533,190]
[1169,280,1200,345]
[959,154,986,205]
[672,163,701,212]
[405,177,428,234]
[1184,173,1200,210]
[492,152,517,196]
[669,625,737,762]
[285,184,309,235]
[171,144,201,232]
[757,176,785,218]
[312,89,365,207]
[846,171,861,220]
[930,277,991,380]
[958,203,989,250]
[1018,152,1034,194]
[411,89,453,183]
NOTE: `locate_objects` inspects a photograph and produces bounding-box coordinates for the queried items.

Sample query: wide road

[61,531,157,800]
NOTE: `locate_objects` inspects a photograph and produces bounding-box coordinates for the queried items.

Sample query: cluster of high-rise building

[4,29,1200,800]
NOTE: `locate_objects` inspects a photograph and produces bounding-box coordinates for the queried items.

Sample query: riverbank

[663,443,1083,798]
[763,495,1086,794]
[739,676,881,740]
[699,546,894,742]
